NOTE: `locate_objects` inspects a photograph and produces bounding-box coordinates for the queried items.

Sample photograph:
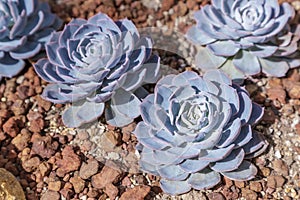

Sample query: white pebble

[275,150,282,159]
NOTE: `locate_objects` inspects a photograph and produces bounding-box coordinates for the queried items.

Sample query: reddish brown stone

[41,191,60,200]
[11,129,31,151]
[267,175,286,188]
[22,157,41,173]
[119,185,150,200]
[241,188,258,200]
[55,146,81,177]
[207,192,226,200]
[161,0,174,11]
[3,117,21,137]
[288,83,300,99]
[48,181,61,192]
[38,162,51,177]
[249,182,262,192]
[121,122,136,142]
[234,181,245,188]
[32,136,59,159]
[79,159,99,179]
[272,160,289,176]
[296,123,300,135]
[35,95,52,111]
[70,175,85,193]
[91,166,122,189]
[11,99,26,115]
[267,88,286,104]
[105,183,119,200]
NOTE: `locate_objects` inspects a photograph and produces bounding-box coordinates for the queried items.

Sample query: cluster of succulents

[186,0,300,80]
[133,70,268,195]
[5,0,294,196]
[34,13,160,128]
[0,0,61,80]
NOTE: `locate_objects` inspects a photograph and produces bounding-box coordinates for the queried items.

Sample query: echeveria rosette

[186,0,300,80]
[34,13,160,128]
[134,70,268,195]
[0,0,62,80]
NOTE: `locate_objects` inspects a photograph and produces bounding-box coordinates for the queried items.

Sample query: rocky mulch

[1,0,300,200]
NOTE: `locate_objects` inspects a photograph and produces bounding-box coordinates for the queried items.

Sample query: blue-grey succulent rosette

[134,70,268,195]
[34,13,160,128]
[186,0,300,80]
[0,0,62,80]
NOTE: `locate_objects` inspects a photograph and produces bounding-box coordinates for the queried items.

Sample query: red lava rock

[26,111,45,133]
[60,187,74,199]
[187,0,197,10]
[241,188,258,200]
[296,123,300,135]
[87,187,99,198]
[234,181,245,188]
[3,117,22,137]
[221,187,239,199]
[41,190,60,200]
[267,87,286,104]
[22,157,41,173]
[17,85,35,99]
[55,146,81,177]
[121,122,136,142]
[119,185,151,200]
[77,130,89,140]
[91,166,122,189]
[35,95,52,111]
[161,0,174,11]
[105,183,119,200]
[99,131,122,151]
[266,187,275,194]
[267,175,286,188]
[70,175,85,193]
[224,177,233,188]
[11,99,26,115]
[38,162,51,177]
[48,181,62,192]
[26,110,43,121]
[11,129,31,151]
[176,1,188,16]
[121,176,131,187]
[249,181,263,192]
[0,130,6,141]
[29,117,44,133]
[32,136,59,159]
[207,192,226,200]
[79,159,99,179]
[260,167,271,177]
[0,108,11,118]
[272,159,289,176]
[287,83,300,99]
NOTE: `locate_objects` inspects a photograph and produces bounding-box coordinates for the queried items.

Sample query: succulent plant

[0,0,62,80]
[134,70,268,195]
[186,0,300,80]
[34,13,160,128]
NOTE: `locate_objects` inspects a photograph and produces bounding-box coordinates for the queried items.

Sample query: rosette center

[177,95,209,133]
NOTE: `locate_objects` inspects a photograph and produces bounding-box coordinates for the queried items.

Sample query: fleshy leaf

[62,101,105,128]
[221,161,257,181]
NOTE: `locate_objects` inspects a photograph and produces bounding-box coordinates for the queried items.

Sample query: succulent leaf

[134,70,268,195]
[34,13,160,127]
[187,0,300,79]
[0,0,61,80]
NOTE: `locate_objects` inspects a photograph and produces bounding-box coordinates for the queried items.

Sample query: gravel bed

[0,0,300,200]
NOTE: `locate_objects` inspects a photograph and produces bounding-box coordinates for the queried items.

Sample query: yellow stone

[0,168,25,200]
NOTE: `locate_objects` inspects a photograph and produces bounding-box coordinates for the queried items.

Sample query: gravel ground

[1,0,300,200]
